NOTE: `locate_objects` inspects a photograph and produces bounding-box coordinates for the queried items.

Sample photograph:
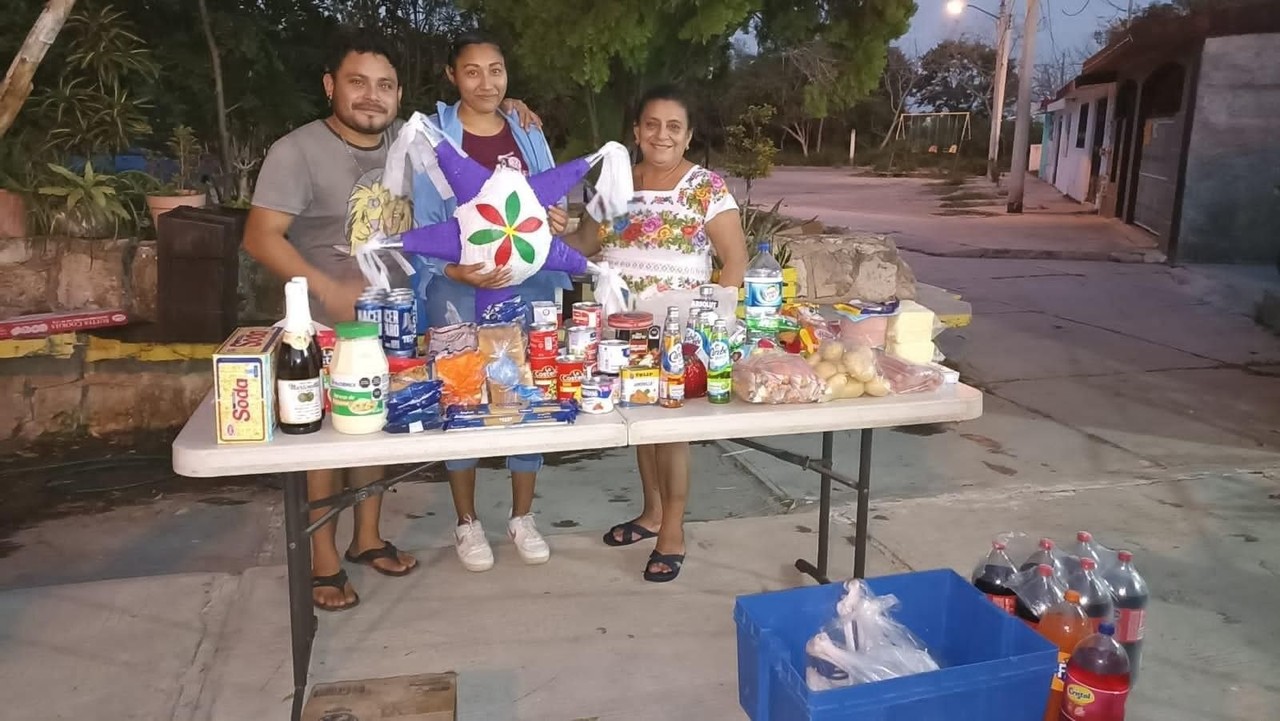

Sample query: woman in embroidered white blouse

[570,85,748,582]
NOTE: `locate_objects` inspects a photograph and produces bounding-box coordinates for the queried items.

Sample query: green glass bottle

[707,319,732,404]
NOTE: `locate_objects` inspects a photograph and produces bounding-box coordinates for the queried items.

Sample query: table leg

[282,471,316,721]
[794,431,836,584]
[852,429,874,579]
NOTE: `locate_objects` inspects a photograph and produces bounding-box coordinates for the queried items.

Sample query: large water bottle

[743,240,783,320]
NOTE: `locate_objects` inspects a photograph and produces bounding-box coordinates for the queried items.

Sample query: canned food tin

[608,311,654,358]
[528,322,559,358]
[380,292,417,355]
[579,375,615,414]
[597,339,630,375]
[572,302,603,331]
[531,356,558,399]
[566,324,598,363]
[556,355,586,401]
[531,300,560,327]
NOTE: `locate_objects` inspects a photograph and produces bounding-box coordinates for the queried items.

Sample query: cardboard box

[0,309,129,340]
[213,327,282,443]
[302,672,457,721]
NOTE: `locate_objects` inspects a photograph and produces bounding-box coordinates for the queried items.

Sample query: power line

[1061,0,1092,16]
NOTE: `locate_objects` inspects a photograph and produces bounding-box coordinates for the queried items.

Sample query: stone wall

[0,237,158,321]
[785,233,917,303]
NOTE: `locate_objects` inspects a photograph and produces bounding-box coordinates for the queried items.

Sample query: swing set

[885,111,973,170]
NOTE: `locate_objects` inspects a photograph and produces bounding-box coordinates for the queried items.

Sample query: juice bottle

[658,316,685,408]
[1040,590,1092,721]
[1060,623,1130,721]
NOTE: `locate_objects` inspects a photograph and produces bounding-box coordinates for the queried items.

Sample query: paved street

[1,168,1278,720]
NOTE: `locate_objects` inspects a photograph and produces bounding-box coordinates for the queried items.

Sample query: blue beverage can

[355,294,383,327]
[380,291,417,355]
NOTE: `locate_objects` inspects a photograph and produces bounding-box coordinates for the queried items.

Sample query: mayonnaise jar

[328,321,389,434]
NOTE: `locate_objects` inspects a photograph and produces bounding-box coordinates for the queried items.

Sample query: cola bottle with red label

[1015,564,1066,629]
[1066,557,1115,632]
[972,540,1018,615]
[1103,550,1149,684]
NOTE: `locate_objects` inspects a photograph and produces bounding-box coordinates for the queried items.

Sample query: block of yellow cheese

[886,339,937,365]
[887,300,937,345]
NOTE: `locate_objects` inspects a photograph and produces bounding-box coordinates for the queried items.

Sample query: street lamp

[946,0,1012,184]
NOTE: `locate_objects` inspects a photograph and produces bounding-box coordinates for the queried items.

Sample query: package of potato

[808,338,892,401]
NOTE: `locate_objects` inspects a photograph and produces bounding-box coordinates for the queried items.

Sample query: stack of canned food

[355,287,419,359]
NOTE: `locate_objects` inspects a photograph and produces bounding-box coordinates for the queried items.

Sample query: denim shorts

[445,454,544,473]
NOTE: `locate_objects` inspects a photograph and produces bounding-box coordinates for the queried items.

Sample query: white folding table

[172,384,982,720]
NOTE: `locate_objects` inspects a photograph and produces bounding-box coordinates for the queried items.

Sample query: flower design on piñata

[467,191,543,267]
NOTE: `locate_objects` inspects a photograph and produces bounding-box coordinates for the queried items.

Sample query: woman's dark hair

[326,26,400,76]
[448,30,504,68]
[634,84,692,126]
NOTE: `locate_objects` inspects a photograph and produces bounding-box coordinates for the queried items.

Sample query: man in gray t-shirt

[243,30,418,611]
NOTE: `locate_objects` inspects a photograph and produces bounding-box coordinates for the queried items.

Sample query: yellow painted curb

[85,336,218,363]
[0,334,78,359]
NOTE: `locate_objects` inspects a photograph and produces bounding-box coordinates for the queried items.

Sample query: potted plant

[37,162,132,239]
[145,125,208,228]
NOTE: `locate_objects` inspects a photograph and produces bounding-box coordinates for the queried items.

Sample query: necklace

[326,118,381,177]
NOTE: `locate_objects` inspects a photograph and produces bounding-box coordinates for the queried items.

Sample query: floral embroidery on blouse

[598,166,737,298]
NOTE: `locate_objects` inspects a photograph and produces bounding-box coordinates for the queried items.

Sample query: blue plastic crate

[735,569,1058,721]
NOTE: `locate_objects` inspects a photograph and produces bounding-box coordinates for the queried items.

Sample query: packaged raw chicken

[732,351,826,404]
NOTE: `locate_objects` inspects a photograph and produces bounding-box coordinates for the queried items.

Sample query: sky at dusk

[899,0,1165,64]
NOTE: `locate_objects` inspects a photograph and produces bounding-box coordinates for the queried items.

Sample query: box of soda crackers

[213,327,283,443]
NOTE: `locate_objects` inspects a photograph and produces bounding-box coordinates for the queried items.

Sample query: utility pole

[987,0,1013,184]
[1006,0,1040,213]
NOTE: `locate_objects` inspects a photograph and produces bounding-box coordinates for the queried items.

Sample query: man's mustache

[352,103,387,113]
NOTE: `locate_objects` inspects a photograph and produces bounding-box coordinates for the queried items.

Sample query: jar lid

[336,321,379,339]
[608,311,653,330]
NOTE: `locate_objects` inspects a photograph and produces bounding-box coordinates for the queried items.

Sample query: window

[1076,103,1089,148]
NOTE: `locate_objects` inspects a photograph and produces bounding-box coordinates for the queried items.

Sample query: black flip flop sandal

[344,541,417,577]
[603,521,659,547]
[312,570,359,612]
[643,551,685,583]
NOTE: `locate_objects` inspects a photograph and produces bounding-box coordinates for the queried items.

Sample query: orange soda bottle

[1040,590,1092,721]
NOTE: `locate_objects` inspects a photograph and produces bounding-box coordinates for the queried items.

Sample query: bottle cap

[1080,558,1096,571]
[336,321,379,339]
[1064,590,1081,604]
[1039,537,1054,549]
[1037,564,1053,577]
[1077,530,1093,542]
[1117,550,1133,562]
[992,540,1006,551]
[1098,622,1116,636]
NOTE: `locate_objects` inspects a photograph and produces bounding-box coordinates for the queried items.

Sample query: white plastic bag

[805,580,940,691]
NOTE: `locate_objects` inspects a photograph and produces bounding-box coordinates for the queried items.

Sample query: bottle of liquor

[707,319,732,404]
[658,315,685,408]
[277,280,324,434]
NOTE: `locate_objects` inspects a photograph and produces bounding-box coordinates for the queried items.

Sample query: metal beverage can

[531,300,560,328]
[380,292,417,355]
[531,356,558,399]
[556,355,586,401]
[355,295,382,328]
[572,301,603,332]
[566,324,598,363]
[597,339,630,375]
[528,322,559,358]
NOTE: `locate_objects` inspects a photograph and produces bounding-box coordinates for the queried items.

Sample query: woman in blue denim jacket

[412,31,576,573]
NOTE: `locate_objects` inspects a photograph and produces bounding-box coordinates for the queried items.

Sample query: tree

[878,46,920,149]
[914,38,1014,118]
[722,104,777,203]
[0,0,78,139]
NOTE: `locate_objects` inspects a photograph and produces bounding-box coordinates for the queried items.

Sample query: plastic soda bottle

[1040,590,1092,721]
[1022,537,1067,579]
[743,240,783,320]
[1015,564,1066,629]
[658,316,685,408]
[971,540,1018,614]
[707,320,732,404]
[1072,530,1105,567]
[1060,623,1131,721]
[1103,550,1149,683]
[1066,557,1115,631]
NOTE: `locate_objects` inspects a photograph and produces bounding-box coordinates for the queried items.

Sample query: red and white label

[0,309,129,340]
[1059,672,1129,720]
[986,593,1017,615]
[1114,608,1146,643]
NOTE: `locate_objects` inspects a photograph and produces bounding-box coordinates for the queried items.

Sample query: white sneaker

[508,513,550,565]
[455,517,494,572]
